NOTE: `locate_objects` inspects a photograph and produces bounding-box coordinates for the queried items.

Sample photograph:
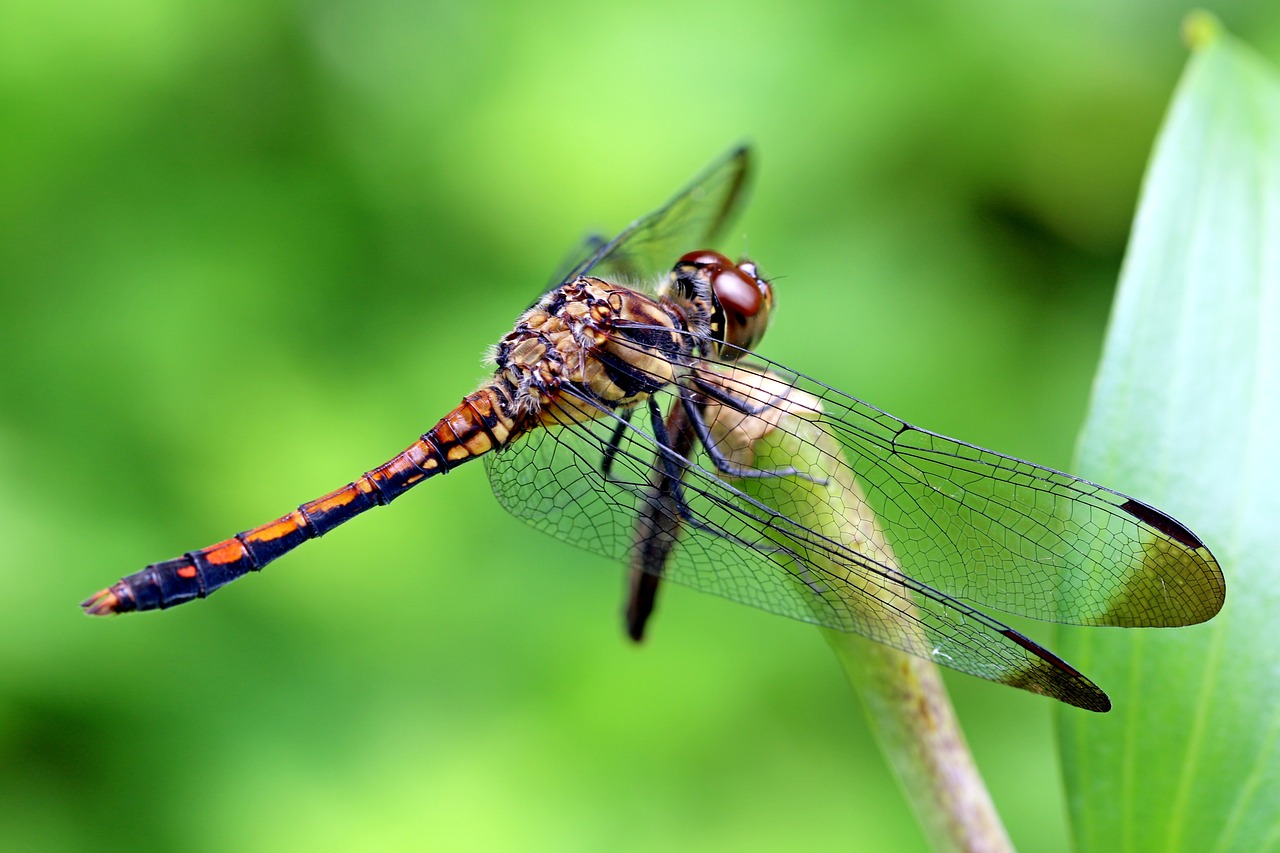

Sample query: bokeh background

[4,2,1278,851]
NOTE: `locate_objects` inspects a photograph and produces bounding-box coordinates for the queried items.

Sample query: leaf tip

[1182,10,1224,52]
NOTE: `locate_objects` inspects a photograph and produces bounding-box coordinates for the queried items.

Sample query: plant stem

[826,629,1012,853]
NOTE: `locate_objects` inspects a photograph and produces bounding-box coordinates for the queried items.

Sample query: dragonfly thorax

[493,277,689,421]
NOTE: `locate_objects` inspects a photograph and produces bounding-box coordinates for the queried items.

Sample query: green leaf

[1058,18,1280,852]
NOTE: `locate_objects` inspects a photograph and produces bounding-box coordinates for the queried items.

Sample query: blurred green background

[4,2,1278,851]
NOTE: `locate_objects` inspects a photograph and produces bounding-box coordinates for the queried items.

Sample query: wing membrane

[548,147,752,291]
[492,142,1221,708]
[483,326,1223,708]
[680,337,1225,628]
[486,373,1110,710]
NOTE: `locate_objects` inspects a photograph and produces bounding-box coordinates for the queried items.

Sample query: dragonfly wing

[540,232,609,300]
[484,374,1110,711]
[679,346,1226,629]
[547,147,752,293]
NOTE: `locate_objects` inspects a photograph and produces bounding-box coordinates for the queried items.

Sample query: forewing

[541,232,609,298]
[679,344,1226,629]
[484,369,1110,710]
[551,147,752,290]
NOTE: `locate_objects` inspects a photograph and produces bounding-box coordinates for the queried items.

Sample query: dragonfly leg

[647,397,692,511]
[651,398,824,589]
[599,409,634,481]
[686,373,834,481]
[690,372,784,416]
[628,396,835,636]
[680,394,807,479]
[684,376,829,485]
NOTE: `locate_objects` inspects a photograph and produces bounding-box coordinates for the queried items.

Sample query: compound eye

[716,260,773,354]
[671,250,734,300]
[669,251,773,354]
[677,250,731,269]
[712,267,763,321]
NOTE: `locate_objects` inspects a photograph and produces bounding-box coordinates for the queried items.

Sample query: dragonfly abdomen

[82,385,525,615]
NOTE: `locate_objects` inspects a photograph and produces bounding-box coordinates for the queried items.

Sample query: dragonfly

[82,147,1225,712]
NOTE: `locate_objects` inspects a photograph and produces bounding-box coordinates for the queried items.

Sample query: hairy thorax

[490,277,689,426]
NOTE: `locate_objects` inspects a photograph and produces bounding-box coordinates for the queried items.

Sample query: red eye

[713,267,763,320]
[671,250,773,354]
[722,260,773,353]
[677,250,762,317]
[677,250,731,269]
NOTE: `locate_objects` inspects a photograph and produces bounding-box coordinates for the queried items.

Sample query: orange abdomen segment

[82,387,523,614]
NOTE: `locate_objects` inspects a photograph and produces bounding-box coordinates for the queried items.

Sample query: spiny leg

[680,393,806,479]
[690,371,788,417]
[599,408,634,481]
[685,373,827,484]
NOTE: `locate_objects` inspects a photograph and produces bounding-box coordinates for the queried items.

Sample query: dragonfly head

[667,250,774,359]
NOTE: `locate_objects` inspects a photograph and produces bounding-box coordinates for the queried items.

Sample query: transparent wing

[484,327,1224,710]
[691,345,1225,630]
[541,232,609,297]
[486,373,1108,709]
[680,334,1223,628]
[546,147,752,292]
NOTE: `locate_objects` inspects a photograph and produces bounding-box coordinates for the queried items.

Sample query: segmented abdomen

[82,384,523,614]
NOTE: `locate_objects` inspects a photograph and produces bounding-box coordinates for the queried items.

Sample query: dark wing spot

[1119,499,1204,550]
[999,629,1111,712]
[1000,628,1084,679]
